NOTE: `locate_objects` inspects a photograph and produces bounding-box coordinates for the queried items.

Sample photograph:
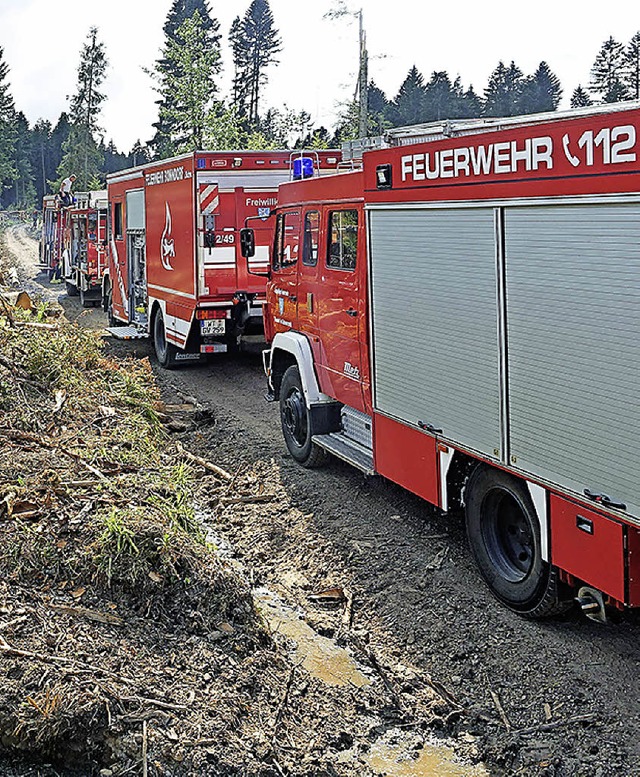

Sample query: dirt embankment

[1,225,640,777]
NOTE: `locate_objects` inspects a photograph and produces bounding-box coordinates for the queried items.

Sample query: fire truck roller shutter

[505,202,640,520]
[368,206,502,459]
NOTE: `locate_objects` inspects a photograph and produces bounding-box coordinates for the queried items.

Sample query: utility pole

[357,9,368,138]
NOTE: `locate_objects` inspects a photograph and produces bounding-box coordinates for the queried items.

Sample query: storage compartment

[369,207,502,460]
[505,203,640,518]
[374,413,439,507]
[550,494,625,602]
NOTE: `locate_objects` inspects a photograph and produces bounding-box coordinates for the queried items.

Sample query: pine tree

[484,61,524,117]
[147,0,220,159]
[58,125,104,191]
[570,85,592,108]
[386,66,427,127]
[69,27,108,134]
[257,106,311,148]
[423,71,458,122]
[519,61,562,114]
[29,119,52,206]
[367,80,389,135]
[229,16,250,122]
[205,107,248,150]
[590,37,628,103]
[459,85,483,118]
[235,0,282,129]
[0,46,17,196]
[12,112,34,208]
[151,11,222,151]
[128,140,151,168]
[298,126,332,149]
[101,139,129,175]
[331,99,359,145]
[625,32,640,99]
[60,27,108,188]
[48,113,71,192]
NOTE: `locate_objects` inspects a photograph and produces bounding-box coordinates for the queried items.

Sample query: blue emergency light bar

[292,156,314,180]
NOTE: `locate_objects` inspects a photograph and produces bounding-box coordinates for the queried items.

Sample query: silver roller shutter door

[369,207,502,458]
[505,203,640,517]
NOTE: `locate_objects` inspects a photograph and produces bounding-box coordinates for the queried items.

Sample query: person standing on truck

[59,174,76,208]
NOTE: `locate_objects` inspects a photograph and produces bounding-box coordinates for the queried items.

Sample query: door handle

[290,295,297,303]
[345,307,358,317]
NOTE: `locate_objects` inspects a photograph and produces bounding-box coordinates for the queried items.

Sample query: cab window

[273,210,300,271]
[302,210,320,266]
[327,210,358,271]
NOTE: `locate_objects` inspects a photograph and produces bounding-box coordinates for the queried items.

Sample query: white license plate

[200,319,225,336]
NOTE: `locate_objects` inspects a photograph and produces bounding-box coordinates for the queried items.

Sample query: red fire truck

[104,150,339,367]
[249,103,640,620]
[41,191,108,307]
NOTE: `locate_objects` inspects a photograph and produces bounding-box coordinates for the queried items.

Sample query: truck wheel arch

[268,332,329,405]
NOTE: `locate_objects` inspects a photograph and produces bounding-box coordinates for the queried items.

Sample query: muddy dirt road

[5,225,640,776]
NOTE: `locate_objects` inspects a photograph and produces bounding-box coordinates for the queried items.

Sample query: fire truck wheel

[465,465,569,618]
[103,284,117,325]
[153,309,179,369]
[65,281,79,297]
[279,365,327,468]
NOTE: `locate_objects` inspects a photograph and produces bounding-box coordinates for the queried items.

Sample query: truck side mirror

[240,228,255,258]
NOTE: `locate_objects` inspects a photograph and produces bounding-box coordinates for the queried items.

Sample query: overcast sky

[2,0,640,151]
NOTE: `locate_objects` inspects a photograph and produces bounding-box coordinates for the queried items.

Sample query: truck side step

[312,432,374,475]
[105,326,147,340]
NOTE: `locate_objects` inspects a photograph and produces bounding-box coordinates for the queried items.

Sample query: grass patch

[0,302,257,633]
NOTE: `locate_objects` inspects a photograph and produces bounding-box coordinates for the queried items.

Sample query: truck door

[109,197,128,321]
[315,206,366,412]
[295,209,321,335]
[268,209,301,335]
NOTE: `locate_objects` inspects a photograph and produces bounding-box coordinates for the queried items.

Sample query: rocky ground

[0,224,639,776]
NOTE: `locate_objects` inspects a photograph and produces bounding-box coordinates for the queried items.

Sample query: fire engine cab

[104,150,339,367]
[249,102,640,620]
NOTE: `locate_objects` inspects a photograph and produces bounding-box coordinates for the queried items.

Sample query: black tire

[65,280,79,297]
[102,282,110,313]
[465,465,571,618]
[279,365,327,468]
[103,283,117,326]
[153,308,179,369]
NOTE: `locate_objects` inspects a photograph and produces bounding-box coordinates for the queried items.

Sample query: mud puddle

[360,731,488,776]
[255,587,371,688]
